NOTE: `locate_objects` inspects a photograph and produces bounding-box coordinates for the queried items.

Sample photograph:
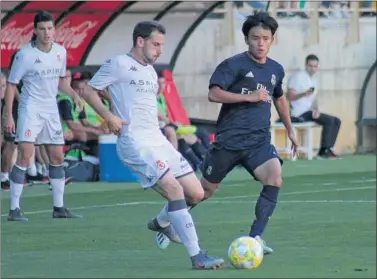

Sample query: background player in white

[3,11,82,221]
[82,21,224,269]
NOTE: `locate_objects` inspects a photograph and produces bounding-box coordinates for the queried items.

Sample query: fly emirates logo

[241,83,270,95]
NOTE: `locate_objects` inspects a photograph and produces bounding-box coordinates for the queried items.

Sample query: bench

[271,122,319,161]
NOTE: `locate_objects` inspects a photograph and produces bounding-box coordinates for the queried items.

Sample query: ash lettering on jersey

[33,68,61,80]
[129,79,158,93]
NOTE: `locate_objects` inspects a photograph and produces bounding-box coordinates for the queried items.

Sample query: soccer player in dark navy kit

[199,11,299,254]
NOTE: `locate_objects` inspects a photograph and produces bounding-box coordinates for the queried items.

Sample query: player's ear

[136,36,145,48]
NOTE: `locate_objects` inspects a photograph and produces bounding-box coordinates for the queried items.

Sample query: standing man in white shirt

[287,54,341,159]
[82,20,224,270]
[4,11,82,221]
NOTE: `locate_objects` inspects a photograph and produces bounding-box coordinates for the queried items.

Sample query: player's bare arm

[58,77,83,111]
[82,85,126,134]
[80,118,109,135]
[273,96,299,154]
[208,86,270,104]
[14,86,20,102]
[3,83,17,134]
[66,120,107,136]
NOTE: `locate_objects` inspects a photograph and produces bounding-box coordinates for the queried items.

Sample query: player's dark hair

[305,54,319,64]
[132,20,166,47]
[241,10,279,37]
[31,11,55,41]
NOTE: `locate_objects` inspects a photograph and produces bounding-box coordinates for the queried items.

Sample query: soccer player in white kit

[3,11,82,221]
[82,21,224,269]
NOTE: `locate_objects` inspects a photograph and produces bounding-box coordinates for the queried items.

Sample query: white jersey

[8,42,67,110]
[89,55,166,146]
[288,70,318,117]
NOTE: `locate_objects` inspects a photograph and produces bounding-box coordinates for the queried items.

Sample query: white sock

[49,178,65,207]
[168,208,200,257]
[10,181,24,210]
[37,163,43,175]
[156,204,170,228]
[42,165,49,177]
[0,172,9,182]
[27,164,37,176]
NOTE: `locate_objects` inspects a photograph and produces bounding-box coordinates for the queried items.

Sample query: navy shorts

[202,142,283,184]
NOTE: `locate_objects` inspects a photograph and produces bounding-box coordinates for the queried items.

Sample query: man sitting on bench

[287,54,341,159]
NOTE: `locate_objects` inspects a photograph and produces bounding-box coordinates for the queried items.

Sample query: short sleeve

[59,49,67,78]
[287,72,300,92]
[58,100,74,121]
[88,58,119,90]
[209,60,236,90]
[8,50,28,85]
[273,66,285,98]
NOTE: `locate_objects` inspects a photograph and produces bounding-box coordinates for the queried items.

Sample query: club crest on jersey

[57,53,61,62]
[271,74,276,85]
[156,160,165,170]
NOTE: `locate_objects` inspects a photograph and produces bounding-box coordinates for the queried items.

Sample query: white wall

[85,13,201,65]
[85,14,157,64]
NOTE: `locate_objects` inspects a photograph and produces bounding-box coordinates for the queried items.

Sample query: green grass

[1,155,376,278]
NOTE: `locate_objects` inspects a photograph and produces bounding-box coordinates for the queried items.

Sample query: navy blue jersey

[209,52,285,150]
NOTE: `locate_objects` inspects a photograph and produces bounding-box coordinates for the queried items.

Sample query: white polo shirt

[288,70,318,117]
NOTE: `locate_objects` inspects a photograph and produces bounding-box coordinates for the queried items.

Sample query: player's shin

[155,197,203,225]
[249,185,280,237]
[9,165,26,210]
[49,164,65,208]
[167,199,201,256]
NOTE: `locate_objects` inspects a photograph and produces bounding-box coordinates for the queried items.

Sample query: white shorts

[116,140,193,188]
[16,107,64,145]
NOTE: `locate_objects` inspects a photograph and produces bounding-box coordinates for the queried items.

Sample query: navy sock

[249,185,280,237]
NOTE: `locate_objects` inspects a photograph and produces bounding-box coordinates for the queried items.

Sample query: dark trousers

[299,111,341,149]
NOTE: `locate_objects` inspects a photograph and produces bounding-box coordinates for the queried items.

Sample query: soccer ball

[228,236,264,269]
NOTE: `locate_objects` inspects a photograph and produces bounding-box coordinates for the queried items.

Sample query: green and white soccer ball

[228,236,264,269]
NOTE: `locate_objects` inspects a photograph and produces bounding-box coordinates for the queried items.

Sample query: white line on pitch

[1,186,375,217]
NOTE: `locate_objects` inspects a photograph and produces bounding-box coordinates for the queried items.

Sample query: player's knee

[186,185,204,205]
[49,164,65,179]
[158,174,185,201]
[166,182,185,201]
[16,143,34,167]
[46,146,65,165]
